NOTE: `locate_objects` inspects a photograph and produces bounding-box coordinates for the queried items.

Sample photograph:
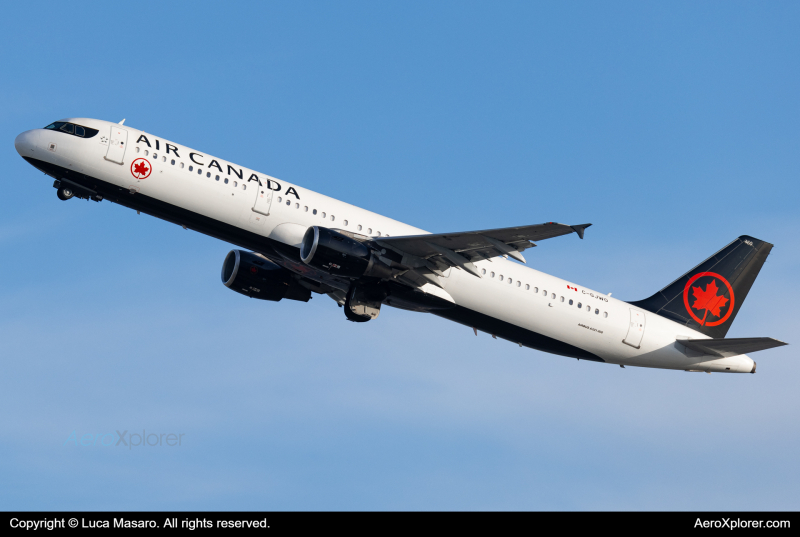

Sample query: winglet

[570,223,592,239]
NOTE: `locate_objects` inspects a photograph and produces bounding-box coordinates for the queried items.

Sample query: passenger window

[235,181,238,187]
[313,209,317,215]
[59,123,74,134]
[533,287,538,292]
[171,159,175,165]
[136,147,140,153]
[296,203,299,209]
[331,215,335,221]
[595,308,599,315]
[586,305,591,311]
[162,156,166,162]
[343,219,348,225]
[180,162,184,169]
[224,178,229,184]
[304,206,309,212]
[286,200,290,206]
[508,279,513,285]
[376,230,380,236]
[145,150,150,156]
[188,165,193,171]
[578,302,582,308]
[551,293,556,299]
[357,225,362,231]
[197,169,202,175]
[499,275,504,281]
[560,296,564,302]
[322,212,327,218]
[278,197,282,202]
[542,289,546,296]
[368,228,372,234]
[481,268,486,275]
[603,312,608,318]
[525,284,530,290]
[207,172,211,178]
[491,272,495,278]
[153,153,158,159]
[215,175,219,181]
[516,281,521,287]
[242,184,246,190]
[569,299,573,305]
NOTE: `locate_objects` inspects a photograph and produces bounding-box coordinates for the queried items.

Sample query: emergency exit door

[104,126,128,164]
[252,183,274,216]
[623,309,646,348]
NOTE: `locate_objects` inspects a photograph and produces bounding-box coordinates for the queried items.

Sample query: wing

[372,222,591,282]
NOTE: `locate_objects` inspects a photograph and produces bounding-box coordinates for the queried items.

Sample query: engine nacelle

[300,226,392,279]
[221,250,311,302]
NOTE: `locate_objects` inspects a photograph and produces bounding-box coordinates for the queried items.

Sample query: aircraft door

[252,183,274,216]
[104,126,128,164]
[247,182,275,229]
[623,309,646,348]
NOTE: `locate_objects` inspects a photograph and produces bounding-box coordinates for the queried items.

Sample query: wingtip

[570,223,592,239]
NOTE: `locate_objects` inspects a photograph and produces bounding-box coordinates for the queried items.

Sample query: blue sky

[1,1,798,510]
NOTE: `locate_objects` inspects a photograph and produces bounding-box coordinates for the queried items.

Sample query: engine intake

[300,226,392,279]
[221,250,311,302]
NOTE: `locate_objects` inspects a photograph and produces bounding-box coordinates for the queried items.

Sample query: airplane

[14,118,787,374]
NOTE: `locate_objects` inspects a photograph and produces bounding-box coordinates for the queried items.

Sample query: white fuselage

[14,118,755,373]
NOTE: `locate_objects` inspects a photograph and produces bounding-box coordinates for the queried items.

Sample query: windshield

[44,121,99,139]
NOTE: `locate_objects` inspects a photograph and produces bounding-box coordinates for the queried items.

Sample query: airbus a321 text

[15,118,787,373]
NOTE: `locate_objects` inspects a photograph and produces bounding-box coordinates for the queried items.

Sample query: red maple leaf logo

[133,161,149,177]
[691,279,729,324]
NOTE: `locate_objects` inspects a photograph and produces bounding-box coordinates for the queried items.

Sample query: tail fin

[629,235,773,338]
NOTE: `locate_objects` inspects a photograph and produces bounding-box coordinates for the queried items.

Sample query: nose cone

[15,130,39,157]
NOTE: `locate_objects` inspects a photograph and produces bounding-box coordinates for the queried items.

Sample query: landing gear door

[252,183,274,216]
[623,309,646,349]
[104,126,128,164]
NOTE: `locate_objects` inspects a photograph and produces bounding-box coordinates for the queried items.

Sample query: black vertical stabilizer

[628,236,773,338]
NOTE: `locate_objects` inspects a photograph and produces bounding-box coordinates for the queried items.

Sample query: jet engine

[300,226,392,279]
[221,250,311,302]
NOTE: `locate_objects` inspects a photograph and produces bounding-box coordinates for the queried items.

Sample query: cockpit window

[44,121,98,139]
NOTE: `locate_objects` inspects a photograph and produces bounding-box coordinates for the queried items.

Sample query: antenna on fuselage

[118,119,126,125]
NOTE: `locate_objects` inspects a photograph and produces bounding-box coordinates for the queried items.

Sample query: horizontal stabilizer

[679,337,787,358]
